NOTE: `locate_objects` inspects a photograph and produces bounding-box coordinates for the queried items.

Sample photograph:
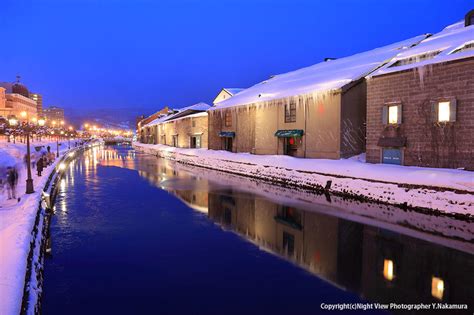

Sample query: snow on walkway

[134,143,474,217]
[0,140,75,315]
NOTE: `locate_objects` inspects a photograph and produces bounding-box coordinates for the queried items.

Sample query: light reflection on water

[43,145,474,314]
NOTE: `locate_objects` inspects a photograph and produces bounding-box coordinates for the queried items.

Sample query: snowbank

[0,140,80,315]
[133,143,474,217]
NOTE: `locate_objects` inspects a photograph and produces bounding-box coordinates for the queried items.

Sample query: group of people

[31,146,56,177]
[1,145,58,203]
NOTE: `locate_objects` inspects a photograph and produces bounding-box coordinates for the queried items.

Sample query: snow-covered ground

[0,139,78,315]
[133,142,474,217]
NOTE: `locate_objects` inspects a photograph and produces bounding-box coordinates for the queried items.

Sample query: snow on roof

[370,21,474,77]
[224,88,244,96]
[145,102,210,126]
[213,34,428,109]
[145,113,170,127]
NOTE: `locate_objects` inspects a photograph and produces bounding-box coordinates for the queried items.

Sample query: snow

[134,143,474,217]
[212,34,428,109]
[181,111,208,119]
[145,102,211,127]
[370,21,474,76]
[224,88,244,96]
[0,139,80,315]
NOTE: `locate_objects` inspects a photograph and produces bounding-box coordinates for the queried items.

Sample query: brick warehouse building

[366,16,474,169]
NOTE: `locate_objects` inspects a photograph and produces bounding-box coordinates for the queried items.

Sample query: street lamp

[24,121,34,194]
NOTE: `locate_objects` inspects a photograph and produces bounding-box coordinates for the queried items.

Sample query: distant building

[366,18,474,169]
[29,93,43,116]
[43,106,65,125]
[0,78,38,120]
[136,115,146,130]
[137,107,172,143]
[213,88,244,105]
[143,102,211,148]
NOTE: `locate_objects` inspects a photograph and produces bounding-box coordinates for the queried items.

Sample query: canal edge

[19,141,101,315]
[132,143,473,222]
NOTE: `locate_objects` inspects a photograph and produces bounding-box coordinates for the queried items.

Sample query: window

[285,101,296,123]
[382,103,402,125]
[388,105,398,124]
[383,259,395,281]
[225,111,232,127]
[433,99,456,123]
[431,277,445,300]
[192,119,196,127]
[389,51,441,67]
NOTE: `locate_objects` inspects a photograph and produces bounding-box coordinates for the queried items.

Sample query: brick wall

[366,57,474,169]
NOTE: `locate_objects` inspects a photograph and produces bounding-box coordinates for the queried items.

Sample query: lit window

[431,277,444,300]
[388,105,398,124]
[438,101,450,122]
[383,259,394,281]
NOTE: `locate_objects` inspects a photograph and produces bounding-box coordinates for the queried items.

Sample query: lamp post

[25,121,34,194]
[56,131,60,158]
[68,126,73,149]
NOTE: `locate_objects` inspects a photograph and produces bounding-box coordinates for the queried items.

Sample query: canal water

[42,145,474,314]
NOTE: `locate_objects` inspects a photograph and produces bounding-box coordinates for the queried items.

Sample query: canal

[42,145,474,314]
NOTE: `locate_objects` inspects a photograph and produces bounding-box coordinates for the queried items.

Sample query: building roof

[370,21,474,77]
[0,82,30,98]
[145,102,211,126]
[223,88,244,96]
[213,34,428,109]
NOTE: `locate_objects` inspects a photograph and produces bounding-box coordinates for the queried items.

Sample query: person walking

[6,167,19,201]
[37,155,44,176]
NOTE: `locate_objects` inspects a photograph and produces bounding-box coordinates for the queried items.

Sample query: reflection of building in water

[99,147,137,170]
[117,148,473,307]
[207,190,474,307]
[208,191,340,281]
[168,189,209,214]
[360,226,473,306]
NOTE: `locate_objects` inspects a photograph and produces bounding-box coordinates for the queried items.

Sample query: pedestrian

[6,167,19,201]
[37,155,44,176]
[31,152,36,169]
[42,154,48,169]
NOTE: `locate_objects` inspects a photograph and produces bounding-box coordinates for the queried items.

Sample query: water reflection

[94,146,474,308]
[50,147,474,313]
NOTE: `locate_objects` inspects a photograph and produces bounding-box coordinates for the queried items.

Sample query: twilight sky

[1,0,472,125]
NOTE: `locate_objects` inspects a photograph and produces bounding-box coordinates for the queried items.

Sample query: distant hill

[65,106,157,130]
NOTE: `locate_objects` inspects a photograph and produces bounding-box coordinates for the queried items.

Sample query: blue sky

[1,0,472,123]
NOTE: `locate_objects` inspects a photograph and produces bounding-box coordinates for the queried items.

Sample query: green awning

[274,129,304,137]
[219,131,235,137]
